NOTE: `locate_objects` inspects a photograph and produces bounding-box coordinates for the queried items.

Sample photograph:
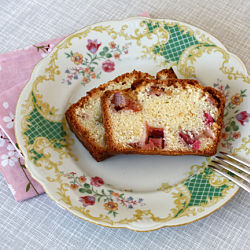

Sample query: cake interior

[75,74,143,147]
[108,82,219,151]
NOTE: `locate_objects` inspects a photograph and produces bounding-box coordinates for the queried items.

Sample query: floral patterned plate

[15,17,250,231]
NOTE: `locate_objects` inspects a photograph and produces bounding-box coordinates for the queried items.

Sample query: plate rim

[15,16,249,231]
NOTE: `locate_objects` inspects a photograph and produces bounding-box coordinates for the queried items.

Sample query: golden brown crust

[131,68,177,90]
[65,110,111,161]
[203,86,225,154]
[101,78,225,157]
[156,68,177,80]
[101,90,118,155]
[65,70,154,161]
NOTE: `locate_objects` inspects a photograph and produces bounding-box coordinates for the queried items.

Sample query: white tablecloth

[0,0,249,249]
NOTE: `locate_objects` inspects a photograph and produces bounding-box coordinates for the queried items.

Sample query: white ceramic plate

[15,17,250,231]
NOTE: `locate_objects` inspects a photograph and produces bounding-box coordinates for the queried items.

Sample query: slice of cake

[65,69,177,161]
[101,78,225,156]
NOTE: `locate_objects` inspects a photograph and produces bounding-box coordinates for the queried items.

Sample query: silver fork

[208,151,250,193]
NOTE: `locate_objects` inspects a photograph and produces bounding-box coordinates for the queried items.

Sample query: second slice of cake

[101,78,225,156]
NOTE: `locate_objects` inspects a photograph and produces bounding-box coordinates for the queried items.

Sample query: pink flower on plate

[102,60,115,72]
[3,112,15,129]
[109,41,116,49]
[114,52,120,59]
[86,39,101,54]
[236,111,250,125]
[1,151,18,167]
[90,176,104,187]
[79,196,96,207]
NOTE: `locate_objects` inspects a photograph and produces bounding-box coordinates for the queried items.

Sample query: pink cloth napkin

[0,37,64,201]
[0,13,150,201]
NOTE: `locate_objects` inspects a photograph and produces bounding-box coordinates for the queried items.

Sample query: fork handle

[208,165,250,193]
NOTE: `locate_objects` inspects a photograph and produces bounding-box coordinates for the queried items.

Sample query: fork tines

[208,151,250,193]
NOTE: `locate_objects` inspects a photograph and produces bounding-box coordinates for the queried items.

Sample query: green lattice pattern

[145,21,200,63]
[146,21,160,33]
[174,168,228,218]
[184,168,227,207]
[30,149,44,163]
[24,92,67,161]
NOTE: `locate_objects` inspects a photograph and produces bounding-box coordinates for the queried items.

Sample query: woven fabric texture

[0,0,249,249]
